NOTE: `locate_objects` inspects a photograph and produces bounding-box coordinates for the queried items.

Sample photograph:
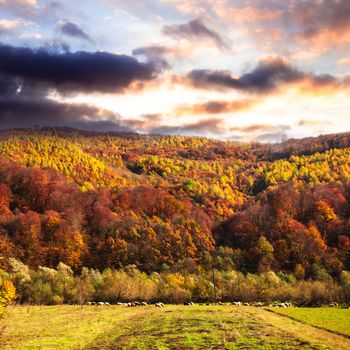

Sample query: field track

[1,305,350,349]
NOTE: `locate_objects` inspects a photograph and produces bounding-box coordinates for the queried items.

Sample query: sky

[0,0,350,142]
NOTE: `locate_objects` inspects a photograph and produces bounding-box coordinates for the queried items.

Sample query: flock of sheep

[84,301,295,308]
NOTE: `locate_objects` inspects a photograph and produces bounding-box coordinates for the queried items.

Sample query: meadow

[271,307,350,337]
[1,305,350,350]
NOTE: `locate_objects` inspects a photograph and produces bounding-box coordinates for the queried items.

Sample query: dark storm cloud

[0,44,161,93]
[60,21,92,42]
[0,92,132,132]
[162,19,228,50]
[0,72,133,131]
[0,75,20,96]
[187,57,337,93]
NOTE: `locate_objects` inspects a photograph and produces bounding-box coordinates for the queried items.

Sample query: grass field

[1,305,350,349]
[271,307,350,337]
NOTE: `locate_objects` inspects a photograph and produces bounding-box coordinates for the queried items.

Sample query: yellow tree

[0,267,16,310]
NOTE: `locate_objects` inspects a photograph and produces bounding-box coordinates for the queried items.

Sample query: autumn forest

[1,128,350,304]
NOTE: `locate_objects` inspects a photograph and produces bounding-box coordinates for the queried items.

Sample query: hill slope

[0,128,350,276]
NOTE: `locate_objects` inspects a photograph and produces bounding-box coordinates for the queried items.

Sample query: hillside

[0,128,350,277]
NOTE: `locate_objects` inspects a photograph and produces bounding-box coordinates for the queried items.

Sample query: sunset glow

[1,0,350,141]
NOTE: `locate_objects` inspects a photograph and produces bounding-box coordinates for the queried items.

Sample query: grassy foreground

[271,307,350,337]
[1,305,350,349]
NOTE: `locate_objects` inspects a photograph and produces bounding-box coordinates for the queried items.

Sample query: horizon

[0,1,350,142]
[1,125,349,145]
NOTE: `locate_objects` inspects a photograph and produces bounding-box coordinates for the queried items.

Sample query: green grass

[272,307,350,337]
[1,305,350,349]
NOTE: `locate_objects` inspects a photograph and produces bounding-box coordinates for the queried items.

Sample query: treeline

[7,258,350,305]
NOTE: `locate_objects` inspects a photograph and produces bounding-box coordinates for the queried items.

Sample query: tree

[256,236,274,273]
[0,268,16,309]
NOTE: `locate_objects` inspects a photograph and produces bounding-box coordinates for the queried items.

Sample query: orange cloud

[174,99,255,116]
[214,5,281,22]
[298,119,331,127]
[337,58,350,67]
[294,28,350,53]
[0,18,31,30]
[288,0,350,51]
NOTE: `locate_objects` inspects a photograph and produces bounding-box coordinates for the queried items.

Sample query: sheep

[155,302,164,308]
[275,303,287,308]
[141,302,148,306]
[243,302,250,306]
[231,301,241,306]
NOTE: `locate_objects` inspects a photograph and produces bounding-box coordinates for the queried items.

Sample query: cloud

[15,0,36,5]
[0,44,162,94]
[186,56,339,94]
[231,124,290,133]
[214,4,282,22]
[0,73,131,131]
[162,19,228,50]
[298,119,330,127]
[0,75,20,96]
[121,114,163,131]
[1,0,37,6]
[254,0,349,52]
[336,58,350,67]
[149,118,224,136]
[0,96,130,132]
[174,99,255,115]
[290,0,350,38]
[132,45,171,69]
[0,18,32,31]
[103,0,176,21]
[59,21,92,43]
[0,43,162,131]
[229,123,290,143]
[0,0,38,17]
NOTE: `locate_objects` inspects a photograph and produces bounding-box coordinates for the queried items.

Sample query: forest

[1,128,350,305]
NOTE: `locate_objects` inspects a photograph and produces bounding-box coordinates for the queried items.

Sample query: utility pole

[212,265,216,304]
